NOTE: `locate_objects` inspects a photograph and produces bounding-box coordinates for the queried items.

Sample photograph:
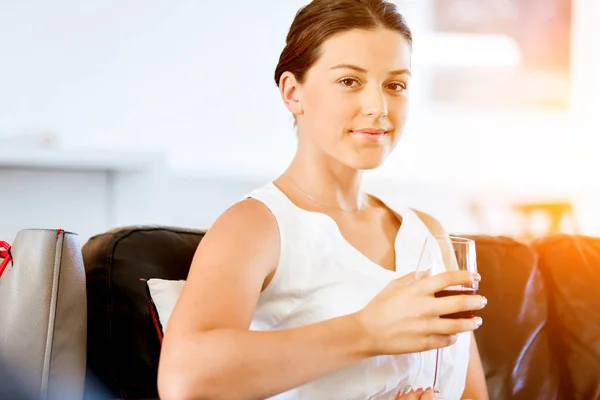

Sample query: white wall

[0,0,307,174]
[3,0,597,179]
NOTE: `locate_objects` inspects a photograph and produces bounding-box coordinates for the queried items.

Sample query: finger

[401,388,420,400]
[396,386,415,399]
[431,293,487,317]
[415,268,431,281]
[421,388,434,400]
[429,316,483,336]
[395,388,414,399]
[420,334,459,351]
[418,270,480,294]
[394,271,417,286]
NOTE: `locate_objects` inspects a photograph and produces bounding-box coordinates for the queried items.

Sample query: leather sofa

[80,226,600,399]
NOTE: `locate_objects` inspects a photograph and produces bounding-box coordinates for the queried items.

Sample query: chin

[341,134,399,170]
[347,154,388,170]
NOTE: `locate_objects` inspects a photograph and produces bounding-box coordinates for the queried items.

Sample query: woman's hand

[356,270,486,356]
[396,387,435,399]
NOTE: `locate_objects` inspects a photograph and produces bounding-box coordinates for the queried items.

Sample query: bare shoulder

[203,197,280,247]
[167,198,280,332]
[410,208,447,237]
[192,197,280,277]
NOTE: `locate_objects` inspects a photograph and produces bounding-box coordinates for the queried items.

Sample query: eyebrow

[330,64,412,77]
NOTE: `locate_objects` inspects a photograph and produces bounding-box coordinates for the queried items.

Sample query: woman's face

[290,28,412,170]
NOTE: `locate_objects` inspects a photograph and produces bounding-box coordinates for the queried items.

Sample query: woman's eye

[340,78,359,88]
[387,82,407,92]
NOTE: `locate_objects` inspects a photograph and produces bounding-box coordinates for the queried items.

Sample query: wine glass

[415,235,479,399]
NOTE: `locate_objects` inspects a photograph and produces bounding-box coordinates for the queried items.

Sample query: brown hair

[274,0,412,87]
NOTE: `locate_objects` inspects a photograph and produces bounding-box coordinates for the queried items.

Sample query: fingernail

[475,316,483,327]
[481,296,488,307]
[472,272,481,282]
[399,386,412,395]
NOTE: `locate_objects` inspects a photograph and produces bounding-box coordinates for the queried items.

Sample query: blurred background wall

[1,0,599,243]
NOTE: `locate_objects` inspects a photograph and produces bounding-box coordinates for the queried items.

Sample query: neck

[284,143,365,212]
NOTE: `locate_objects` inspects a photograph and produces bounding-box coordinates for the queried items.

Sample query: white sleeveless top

[246,182,470,400]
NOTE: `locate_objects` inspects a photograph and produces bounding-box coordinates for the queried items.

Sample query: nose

[362,86,388,119]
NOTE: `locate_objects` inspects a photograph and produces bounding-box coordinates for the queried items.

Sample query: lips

[351,128,388,141]
[353,128,386,135]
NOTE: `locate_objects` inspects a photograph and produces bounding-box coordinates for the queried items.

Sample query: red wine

[435,287,478,319]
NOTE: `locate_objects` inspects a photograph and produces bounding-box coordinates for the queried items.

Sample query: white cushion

[146,278,186,333]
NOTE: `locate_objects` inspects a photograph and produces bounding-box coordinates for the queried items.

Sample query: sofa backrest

[82,226,204,399]
[82,227,579,399]
[467,235,562,400]
[534,234,600,399]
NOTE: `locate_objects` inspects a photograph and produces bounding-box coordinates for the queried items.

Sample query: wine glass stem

[433,348,443,398]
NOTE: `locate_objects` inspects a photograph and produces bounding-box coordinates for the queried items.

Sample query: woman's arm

[462,333,489,399]
[158,199,371,400]
[160,310,370,400]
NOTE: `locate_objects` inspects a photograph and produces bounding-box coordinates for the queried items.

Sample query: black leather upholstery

[82,226,205,399]
[466,235,562,399]
[534,234,600,399]
[82,227,600,399]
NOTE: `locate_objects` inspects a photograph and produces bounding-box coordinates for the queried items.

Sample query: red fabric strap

[146,295,163,343]
[0,241,12,278]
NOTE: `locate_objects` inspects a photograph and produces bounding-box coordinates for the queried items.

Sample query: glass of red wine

[415,235,478,399]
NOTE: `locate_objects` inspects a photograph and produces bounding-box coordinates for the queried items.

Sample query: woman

[158,1,489,399]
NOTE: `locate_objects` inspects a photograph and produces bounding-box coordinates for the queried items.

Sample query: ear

[279,71,304,117]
